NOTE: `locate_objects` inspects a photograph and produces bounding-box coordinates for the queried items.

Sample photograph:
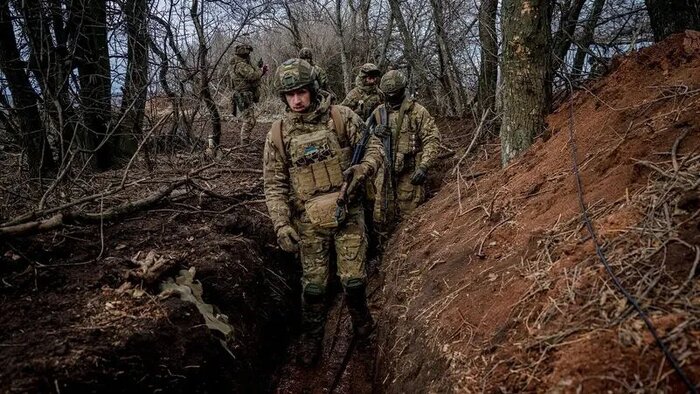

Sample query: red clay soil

[375,31,700,393]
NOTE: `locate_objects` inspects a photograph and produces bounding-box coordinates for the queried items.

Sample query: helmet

[299,47,313,61]
[358,63,381,78]
[380,70,407,94]
[276,58,317,94]
[235,44,253,56]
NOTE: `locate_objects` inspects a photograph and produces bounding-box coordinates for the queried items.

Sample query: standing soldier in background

[298,47,329,92]
[263,58,383,366]
[371,70,441,220]
[341,63,383,120]
[223,43,268,151]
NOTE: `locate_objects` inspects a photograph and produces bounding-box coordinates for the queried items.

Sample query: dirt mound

[376,31,700,392]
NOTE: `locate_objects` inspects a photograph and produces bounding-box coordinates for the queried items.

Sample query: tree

[500,0,552,165]
[0,0,55,177]
[118,0,149,159]
[572,0,607,78]
[477,0,498,120]
[645,0,700,41]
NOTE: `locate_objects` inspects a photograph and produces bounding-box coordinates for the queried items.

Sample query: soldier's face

[285,88,312,112]
[365,76,378,85]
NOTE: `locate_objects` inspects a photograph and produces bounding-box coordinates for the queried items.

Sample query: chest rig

[271,106,352,227]
[377,99,419,173]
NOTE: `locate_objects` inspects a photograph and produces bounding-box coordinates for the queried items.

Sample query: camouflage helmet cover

[276,58,317,93]
[358,63,381,78]
[235,43,253,55]
[380,70,407,94]
[299,47,313,61]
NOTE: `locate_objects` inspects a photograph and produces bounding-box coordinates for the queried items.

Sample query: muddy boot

[298,288,326,366]
[345,280,374,339]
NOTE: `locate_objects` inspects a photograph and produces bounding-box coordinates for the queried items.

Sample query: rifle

[335,120,373,223]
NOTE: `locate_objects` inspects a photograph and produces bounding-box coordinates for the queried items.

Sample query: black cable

[563,75,698,393]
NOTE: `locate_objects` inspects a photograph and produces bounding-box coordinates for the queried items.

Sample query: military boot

[298,289,326,366]
[345,280,374,339]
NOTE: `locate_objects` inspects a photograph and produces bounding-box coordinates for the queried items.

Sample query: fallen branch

[0,180,188,238]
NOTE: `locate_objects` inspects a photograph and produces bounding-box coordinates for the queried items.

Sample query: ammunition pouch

[288,129,351,202]
[305,191,344,229]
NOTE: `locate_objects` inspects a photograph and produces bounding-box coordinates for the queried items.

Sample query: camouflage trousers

[394,171,426,216]
[239,105,256,144]
[293,205,368,294]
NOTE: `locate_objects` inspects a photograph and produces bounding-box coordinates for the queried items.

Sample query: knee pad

[344,278,366,294]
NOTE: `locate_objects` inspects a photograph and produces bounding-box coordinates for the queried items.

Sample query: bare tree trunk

[282,1,303,50]
[377,12,394,70]
[118,0,149,159]
[336,0,352,94]
[72,0,113,169]
[190,0,222,147]
[477,0,498,119]
[552,0,586,69]
[0,1,55,177]
[500,0,552,166]
[430,0,464,115]
[19,0,76,164]
[387,0,432,94]
[572,0,606,77]
[645,0,700,41]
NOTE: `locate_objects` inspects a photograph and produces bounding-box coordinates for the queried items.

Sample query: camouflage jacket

[340,80,383,121]
[373,99,441,174]
[263,93,384,231]
[313,65,329,91]
[229,55,263,92]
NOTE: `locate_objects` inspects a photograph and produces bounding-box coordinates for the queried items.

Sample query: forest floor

[1,31,699,393]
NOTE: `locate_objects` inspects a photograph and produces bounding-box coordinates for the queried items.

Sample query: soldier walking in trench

[341,63,384,121]
[262,58,384,365]
[370,70,441,221]
[220,43,268,153]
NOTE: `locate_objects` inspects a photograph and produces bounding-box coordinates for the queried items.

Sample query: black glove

[410,165,427,185]
[373,124,389,138]
[276,224,300,253]
[257,58,264,68]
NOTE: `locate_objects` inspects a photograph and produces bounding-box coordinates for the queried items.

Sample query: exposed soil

[2,31,699,394]
[375,31,700,393]
[0,124,301,392]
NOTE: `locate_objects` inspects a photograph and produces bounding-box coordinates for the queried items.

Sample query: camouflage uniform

[372,70,441,219]
[341,63,383,121]
[228,44,264,145]
[299,47,329,92]
[263,58,382,365]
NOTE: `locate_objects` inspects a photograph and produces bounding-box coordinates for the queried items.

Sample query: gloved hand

[410,165,427,185]
[373,124,389,138]
[257,58,264,68]
[276,224,300,253]
[261,64,269,76]
[343,163,372,195]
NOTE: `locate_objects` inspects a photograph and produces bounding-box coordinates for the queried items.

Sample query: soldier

[341,63,383,120]
[371,70,441,219]
[298,47,329,92]
[224,43,268,150]
[263,58,383,365]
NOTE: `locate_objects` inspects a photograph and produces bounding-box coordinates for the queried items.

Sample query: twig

[476,217,512,258]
